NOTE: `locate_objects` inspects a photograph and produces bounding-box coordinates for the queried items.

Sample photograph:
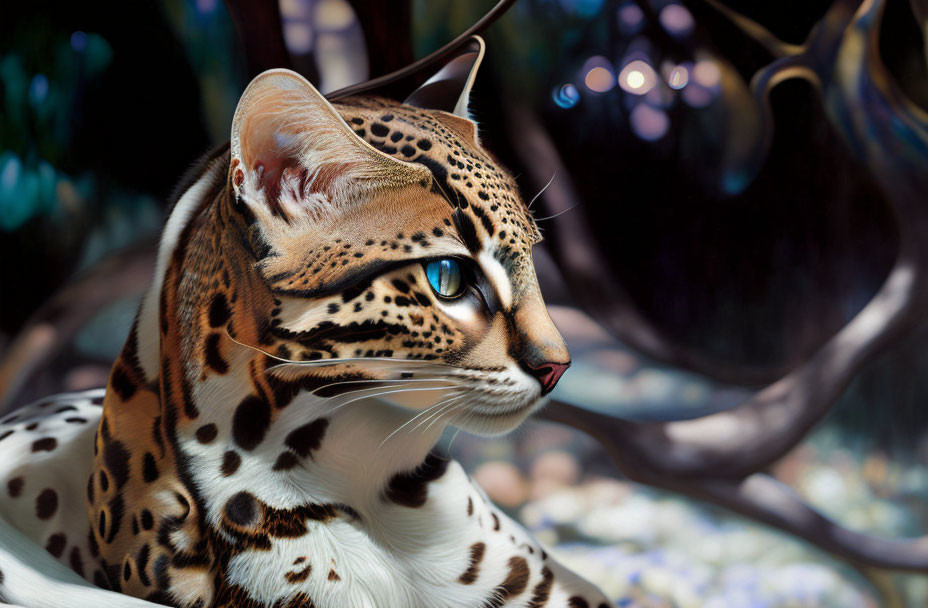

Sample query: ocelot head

[184,38,569,436]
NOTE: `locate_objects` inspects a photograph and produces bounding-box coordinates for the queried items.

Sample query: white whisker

[378,392,464,449]
[533,203,577,223]
[527,171,556,209]
[412,394,468,435]
[326,385,459,414]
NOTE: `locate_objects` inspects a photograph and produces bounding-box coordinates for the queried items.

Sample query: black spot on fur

[383,451,449,508]
[284,418,329,457]
[103,440,131,489]
[529,567,554,606]
[370,122,389,137]
[222,450,241,476]
[88,529,99,558]
[204,333,229,374]
[31,437,57,452]
[341,276,374,303]
[45,532,67,558]
[224,491,259,526]
[195,424,218,444]
[105,495,125,543]
[232,395,272,451]
[272,451,300,471]
[458,542,485,584]
[94,569,110,590]
[141,509,154,531]
[137,544,151,586]
[36,488,58,519]
[110,365,137,401]
[452,208,481,253]
[143,452,159,483]
[485,556,530,608]
[208,293,231,328]
[70,546,85,577]
[7,477,23,498]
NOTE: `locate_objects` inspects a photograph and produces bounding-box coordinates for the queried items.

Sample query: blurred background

[1,0,927,605]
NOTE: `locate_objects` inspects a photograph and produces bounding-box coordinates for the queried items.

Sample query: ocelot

[0,37,610,608]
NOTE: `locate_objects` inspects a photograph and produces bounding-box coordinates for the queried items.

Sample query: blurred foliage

[160,0,245,142]
[0,1,244,333]
[0,33,112,231]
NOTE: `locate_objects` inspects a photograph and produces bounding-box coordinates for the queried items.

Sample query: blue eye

[425,258,464,298]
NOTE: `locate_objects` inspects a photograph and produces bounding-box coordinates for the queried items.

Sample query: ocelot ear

[404,36,485,119]
[230,69,429,220]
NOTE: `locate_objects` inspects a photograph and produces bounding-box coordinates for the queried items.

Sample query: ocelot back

[0,38,610,607]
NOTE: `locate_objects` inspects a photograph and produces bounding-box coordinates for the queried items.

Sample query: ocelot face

[227,70,568,435]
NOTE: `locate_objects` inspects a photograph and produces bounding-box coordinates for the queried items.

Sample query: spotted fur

[0,47,609,607]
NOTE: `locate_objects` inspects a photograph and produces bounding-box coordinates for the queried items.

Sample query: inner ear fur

[230,69,429,215]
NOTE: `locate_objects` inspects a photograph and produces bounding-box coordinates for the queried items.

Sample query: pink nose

[525,361,570,396]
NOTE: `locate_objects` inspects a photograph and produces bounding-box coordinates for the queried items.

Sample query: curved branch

[326,0,518,100]
[224,0,292,77]
[699,0,804,58]
[540,248,924,480]
[672,474,928,572]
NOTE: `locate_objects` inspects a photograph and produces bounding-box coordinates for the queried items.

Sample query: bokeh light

[618,60,658,95]
[29,74,49,106]
[552,83,580,108]
[70,31,88,52]
[659,3,694,36]
[630,104,670,141]
[316,0,356,30]
[693,60,722,88]
[582,56,616,93]
[195,0,217,15]
[661,62,689,90]
[617,2,645,35]
[283,23,314,54]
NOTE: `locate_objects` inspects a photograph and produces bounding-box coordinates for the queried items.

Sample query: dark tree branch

[224,0,292,77]
[327,0,518,100]
[530,0,928,573]
[347,0,414,78]
[672,474,928,572]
